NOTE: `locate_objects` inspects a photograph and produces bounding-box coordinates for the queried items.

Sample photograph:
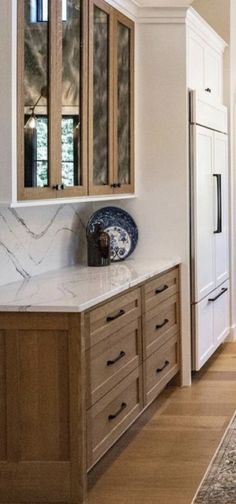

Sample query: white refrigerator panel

[193,280,230,371]
[213,281,230,346]
[214,132,229,287]
[194,295,214,371]
[192,125,215,302]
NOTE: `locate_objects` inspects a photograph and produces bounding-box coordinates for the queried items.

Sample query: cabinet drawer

[144,268,178,312]
[144,294,179,358]
[86,319,142,408]
[145,335,179,406]
[87,367,143,468]
[86,288,141,348]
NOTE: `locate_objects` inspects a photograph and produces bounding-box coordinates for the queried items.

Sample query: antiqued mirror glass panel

[117,22,130,185]
[93,6,109,186]
[24,0,49,188]
[61,0,82,187]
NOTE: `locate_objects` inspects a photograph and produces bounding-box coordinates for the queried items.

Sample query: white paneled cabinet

[187,10,225,103]
[190,90,229,371]
[192,126,228,303]
[214,132,229,287]
[193,280,229,370]
[192,125,215,302]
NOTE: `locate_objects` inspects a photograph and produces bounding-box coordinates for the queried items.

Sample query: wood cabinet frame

[17,0,88,201]
[88,0,114,195]
[88,0,135,195]
[113,9,135,194]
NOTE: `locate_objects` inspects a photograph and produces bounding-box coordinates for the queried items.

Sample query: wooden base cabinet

[0,312,87,504]
[0,266,180,503]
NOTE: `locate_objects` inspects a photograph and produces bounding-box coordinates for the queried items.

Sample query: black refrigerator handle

[213,174,222,234]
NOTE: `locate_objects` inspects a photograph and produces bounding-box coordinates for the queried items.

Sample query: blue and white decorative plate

[86,207,138,261]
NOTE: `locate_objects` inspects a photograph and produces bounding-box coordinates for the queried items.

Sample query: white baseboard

[226,325,236,342]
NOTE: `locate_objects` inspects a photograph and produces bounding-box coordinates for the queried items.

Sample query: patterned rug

[192,414,236,503]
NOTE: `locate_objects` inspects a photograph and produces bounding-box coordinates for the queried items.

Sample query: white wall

[130,20,191,385]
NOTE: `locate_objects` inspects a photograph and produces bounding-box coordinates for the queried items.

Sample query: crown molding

[136,6,188,24]
[186,7,227,51]
[105,0,138,18]
[106,0,189,23]
[94,0,228,39]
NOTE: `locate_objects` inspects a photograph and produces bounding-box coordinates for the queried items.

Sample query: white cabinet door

[187,28,223,103]
[214,132,229,287]
[194,296,214,371]
[204,47,222,102]
[212,280,230,346]
[192,126,215,302]
[188,29,205,92]
[193,280,230,371]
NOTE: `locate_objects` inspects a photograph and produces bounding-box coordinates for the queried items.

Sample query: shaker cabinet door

[187,28,223,103]
[204,46,222,102]
[192,125,215,302]
[214,132,229,287]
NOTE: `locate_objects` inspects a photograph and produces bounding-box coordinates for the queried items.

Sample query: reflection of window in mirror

[30,0,67,22]
[24,115,79,187]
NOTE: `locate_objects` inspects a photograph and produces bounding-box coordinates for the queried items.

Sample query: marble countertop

[0,258,181,312]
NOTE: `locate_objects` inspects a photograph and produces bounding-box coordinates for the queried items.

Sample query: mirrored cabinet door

[88,0,114,195]
[18,0,54,199]
[59,0,87,198]
[17,0,87,200]
[113,11,134,194]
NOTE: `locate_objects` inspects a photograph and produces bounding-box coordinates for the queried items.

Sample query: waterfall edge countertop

[0,258,181,312]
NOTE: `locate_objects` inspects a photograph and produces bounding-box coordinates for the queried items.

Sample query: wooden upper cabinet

[17,0,134,201]
[88,0,134,195]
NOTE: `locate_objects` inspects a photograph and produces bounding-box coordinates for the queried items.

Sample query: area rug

[192,413,236,504]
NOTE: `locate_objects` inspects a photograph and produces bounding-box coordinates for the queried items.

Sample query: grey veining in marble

[0,204,93,287]
[0,258,181,312]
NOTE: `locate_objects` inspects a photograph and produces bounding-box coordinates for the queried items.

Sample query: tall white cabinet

[190,92,229,370]
[187,9,224,102]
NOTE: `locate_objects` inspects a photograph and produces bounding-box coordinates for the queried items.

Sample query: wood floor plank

[88,342,236,504]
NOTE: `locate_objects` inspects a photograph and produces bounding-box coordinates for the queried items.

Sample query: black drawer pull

[156,360,169,373]
[108,402,127,421]
[155,285,168,295]
[205,87,212,93]
[107,351,126,366]
[156,319,169,330]
[208,287,228,303]
[106,309,125,322]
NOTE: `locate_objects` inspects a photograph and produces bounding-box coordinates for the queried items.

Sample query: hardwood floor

[88,342,236,504]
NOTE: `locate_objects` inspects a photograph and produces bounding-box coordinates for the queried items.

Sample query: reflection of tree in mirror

[36,117,48,187]
[62,118,74,186]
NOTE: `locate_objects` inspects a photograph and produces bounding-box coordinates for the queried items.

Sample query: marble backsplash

[0,203,95,287]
